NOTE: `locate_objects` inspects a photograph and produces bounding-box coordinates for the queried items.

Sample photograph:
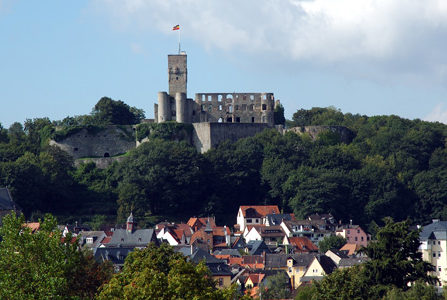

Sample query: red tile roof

[340,243,362,256]
[287,237,318,252]
[239,205,280,218]
[24,222,40,233]
[246,273,265,285]
[187,217,216,231]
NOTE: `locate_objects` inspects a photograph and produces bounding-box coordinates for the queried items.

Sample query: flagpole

[178,28,181,54]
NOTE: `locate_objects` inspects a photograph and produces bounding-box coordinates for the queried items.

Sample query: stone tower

[168,53,187,96]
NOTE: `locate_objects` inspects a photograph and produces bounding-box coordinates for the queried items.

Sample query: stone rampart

[49,125,136,159]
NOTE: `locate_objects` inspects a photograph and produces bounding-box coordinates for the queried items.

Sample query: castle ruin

[154,53,279,126]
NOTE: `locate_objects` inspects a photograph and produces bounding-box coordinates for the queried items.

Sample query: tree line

[1,101,447,230]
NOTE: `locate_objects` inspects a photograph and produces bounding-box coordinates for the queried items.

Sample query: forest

[1,98,447,231]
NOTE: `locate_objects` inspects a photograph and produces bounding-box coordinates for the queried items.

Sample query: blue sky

[2,0,447,128]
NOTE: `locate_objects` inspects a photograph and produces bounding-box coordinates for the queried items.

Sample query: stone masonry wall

[49,125,136,159]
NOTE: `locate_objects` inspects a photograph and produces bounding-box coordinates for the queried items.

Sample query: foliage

[111,139,204,225]
[135,121,193,142]
[312,219,438,300]
[318,234,347,253]
[92,97,145,125]
[97,243,239,300]
[274,103,286,126]
[258,271,291,299]
[0,213,112,300]
[383,281,441,300]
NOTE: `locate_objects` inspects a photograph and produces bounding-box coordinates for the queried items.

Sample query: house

[78,231,107,250]
[187,217,216,232]
[324,249,349,265]
[300,255,337,284]
[336,223,370,247]
[286,253,318,289]
[337,257,368,269]
[281,219,332,245]
[419,219,447,289]
[189,248,233,288]
[156,222,193,246]
[244,273,266,297]
[236,205,280,232]
[0,187,20,225]
[339,243,363,256]
[283,236,318,253]
[94,247,134,272]
[190,222,231,251]
[245,240,271,255]
[245,225,285,247]
[106,213,158,248]
[265,213,293,226]
[264,253,317,289]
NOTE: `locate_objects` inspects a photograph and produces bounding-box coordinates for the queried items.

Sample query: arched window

[104,152,110,157]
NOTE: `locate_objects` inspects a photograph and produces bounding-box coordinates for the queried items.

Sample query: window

[208,105,212,112]
[251,117,255,123]
[219,105,222,111]
[255,219,259,223]
[74,147,78,152]
[235,105,239,111]
[262,104,267,111]
[218,278,223,286]
[361,236,364,241]
[357,230,360,233]
[247,219,252,223]
[439,252,442,257]
[439,241,441,245]
[229,105,233,113]
[355,237,358,241]
[236,117,240,123]
[439,267,442,272]
[347,230,350,234]
[288,267,292,273]
[433,253,437,258]
[86,237,93,244]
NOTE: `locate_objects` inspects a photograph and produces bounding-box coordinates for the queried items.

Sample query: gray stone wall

[192,122,271,153]
[168,54,187,95]
[49,126,136,159]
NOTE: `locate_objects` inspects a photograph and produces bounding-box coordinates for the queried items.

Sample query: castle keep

[154,53,278,126]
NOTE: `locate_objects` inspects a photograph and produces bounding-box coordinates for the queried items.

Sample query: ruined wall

[192,92,275,126]
[49,126,136,159]
[192,122,271,153]
[287,125,355,143]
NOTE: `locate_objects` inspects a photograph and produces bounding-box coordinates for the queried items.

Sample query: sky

[2,0,447,127]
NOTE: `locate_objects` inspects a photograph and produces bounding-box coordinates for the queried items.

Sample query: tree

[312,219,438,299]
[274,103,286,126]
[0,213,112,300]
[361,218,437,294]
[92,97,145,125]
[97,243,238,299]
[258,271,291,299]
[318,234,347,253]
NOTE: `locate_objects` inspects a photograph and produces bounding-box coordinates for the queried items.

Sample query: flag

[172,24,180,31]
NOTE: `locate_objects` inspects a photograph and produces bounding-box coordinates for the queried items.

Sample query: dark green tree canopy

[92,97,145,125]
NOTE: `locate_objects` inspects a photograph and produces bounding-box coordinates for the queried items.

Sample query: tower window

[262,104,267,111]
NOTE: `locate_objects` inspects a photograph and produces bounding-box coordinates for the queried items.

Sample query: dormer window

[86,237,94,244]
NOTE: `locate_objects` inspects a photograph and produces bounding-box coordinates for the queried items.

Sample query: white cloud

[89,0,447,84]
[425,103,447,124]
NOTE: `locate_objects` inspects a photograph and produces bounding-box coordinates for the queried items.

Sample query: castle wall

[49,126,136,159]
[192,122,271,153]
[192,92,275,126]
